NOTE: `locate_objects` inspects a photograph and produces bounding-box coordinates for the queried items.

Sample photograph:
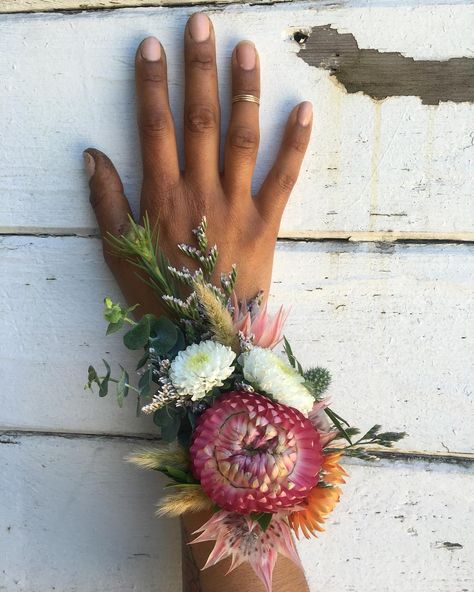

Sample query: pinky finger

[256,101,312,225]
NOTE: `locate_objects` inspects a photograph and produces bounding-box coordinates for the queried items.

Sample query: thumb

[83,148,133,241]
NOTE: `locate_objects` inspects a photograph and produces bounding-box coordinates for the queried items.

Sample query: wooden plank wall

[1,2,473,591]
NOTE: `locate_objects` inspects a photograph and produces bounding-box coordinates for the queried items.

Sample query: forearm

[181,511,310,592]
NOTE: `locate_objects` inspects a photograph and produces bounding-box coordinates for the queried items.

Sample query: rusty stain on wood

[296,25,474,105]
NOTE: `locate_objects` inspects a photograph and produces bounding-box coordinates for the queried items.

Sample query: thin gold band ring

[231,94,260,106]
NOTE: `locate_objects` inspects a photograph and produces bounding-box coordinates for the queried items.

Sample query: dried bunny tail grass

[126,446,189,471]
[194,282,238,349]
[156,485,214,517]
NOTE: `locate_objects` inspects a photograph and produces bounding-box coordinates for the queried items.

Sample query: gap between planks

[1,229,474,244]
[1,429,473,465]
[0,0,291,15]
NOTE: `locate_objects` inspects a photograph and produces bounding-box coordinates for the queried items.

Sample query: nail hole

[293,31,309,44]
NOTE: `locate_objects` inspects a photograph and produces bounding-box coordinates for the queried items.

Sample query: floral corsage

[86,216,405,591]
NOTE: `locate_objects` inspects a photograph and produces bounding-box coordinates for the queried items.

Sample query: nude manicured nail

[236,41,256,71]
[189,13,210,42]
[140,37,161,61]
[297,101,313,126]
[83,151,95,179]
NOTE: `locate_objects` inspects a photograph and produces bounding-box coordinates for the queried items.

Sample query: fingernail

[140,36,161,61]
[189,13,210,42]
[236,41,256,71]
[83,151,95,179]
[297,101,313,126]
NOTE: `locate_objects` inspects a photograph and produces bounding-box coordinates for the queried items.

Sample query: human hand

[84,12,312,317]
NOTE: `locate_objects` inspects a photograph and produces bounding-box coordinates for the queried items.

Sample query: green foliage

[153,405,184,443]
[116,366,129,408]
[99,359,111,397]
[123,314,152,349]
[103,297,138,334]
[328,424,407,460]
[148,316,179,354]
[122,313,181,354]
[105,213,178,311]
[251,512,273,532]
[138,368,153,398]
[304,367,332,398]
[325,407,353,445]
[282,337,304,375]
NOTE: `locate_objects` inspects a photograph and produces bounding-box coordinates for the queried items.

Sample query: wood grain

[1,236,472,453]
[0,3,473,236]
[0,0,289,14]
[1,433,472,592]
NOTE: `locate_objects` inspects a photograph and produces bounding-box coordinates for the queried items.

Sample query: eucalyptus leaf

[168,327,186,358]
[116,366,129,407]
[138,368,153,397]
[106,319,124,335]
[136,350,149,371]
[153,405,182,443]
[160,414,182,443]
[86,365,100,390]
[123,315,151,350]
[99,359,111,397]
[148,316,179,354]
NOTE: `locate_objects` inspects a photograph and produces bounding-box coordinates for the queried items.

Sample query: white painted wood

[1,236,473,453]
[1,3,473,236]
[1,433,472,591]
[0,0,289,14]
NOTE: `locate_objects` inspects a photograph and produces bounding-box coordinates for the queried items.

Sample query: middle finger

[183,13,220,187]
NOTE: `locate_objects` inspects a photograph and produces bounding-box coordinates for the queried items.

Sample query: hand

[84,12,312,317]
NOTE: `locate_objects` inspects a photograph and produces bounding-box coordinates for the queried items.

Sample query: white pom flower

[239,347,314,415]
[170,341,236,401]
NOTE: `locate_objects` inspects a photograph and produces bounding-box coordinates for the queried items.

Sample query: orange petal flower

[288,452,348,539]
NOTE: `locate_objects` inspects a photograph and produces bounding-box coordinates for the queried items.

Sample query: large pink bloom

[192,510,301,592]
[232,293,288,349]
[190,391,323,513]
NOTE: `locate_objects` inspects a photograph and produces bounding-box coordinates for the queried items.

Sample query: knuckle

[140,64,165,85]
[185,104,218,135]
[190,48,214,71]
[229,126,259,153]
[287,134,308,154]
[139,111,169,137]
[234,86,259,97]
[274,170,297,193]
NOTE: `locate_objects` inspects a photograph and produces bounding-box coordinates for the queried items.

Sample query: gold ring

[232,94,260,106]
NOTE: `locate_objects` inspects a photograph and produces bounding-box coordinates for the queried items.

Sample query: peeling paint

[296,26,474,105]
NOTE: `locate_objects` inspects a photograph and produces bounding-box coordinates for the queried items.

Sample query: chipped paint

[296,25,474,105]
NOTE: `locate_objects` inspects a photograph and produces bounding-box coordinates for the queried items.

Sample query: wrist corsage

[86,216,405,591]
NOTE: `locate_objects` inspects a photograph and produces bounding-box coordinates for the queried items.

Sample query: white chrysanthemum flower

[170,341,236,401]
[239,347,314,415]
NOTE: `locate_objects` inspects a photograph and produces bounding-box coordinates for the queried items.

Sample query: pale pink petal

[193,511,301,592]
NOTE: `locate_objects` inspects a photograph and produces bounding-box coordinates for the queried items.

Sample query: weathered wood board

[0,0,289,13]
[0,2,473,237]
[1,235,472,453]
[1,2,473,591]
[1,433,472,592]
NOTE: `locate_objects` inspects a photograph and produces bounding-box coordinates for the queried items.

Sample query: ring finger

[223,41,260,198]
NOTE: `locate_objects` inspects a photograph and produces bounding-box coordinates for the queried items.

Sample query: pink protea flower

[192,510,301,592]
[231,292,288,349]
[190,391,323,513]
[308,400,339,447]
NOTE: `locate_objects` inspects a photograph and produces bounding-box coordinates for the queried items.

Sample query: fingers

[223,41,260,198]
[256,101,313,224]
[84,148,132,241]
[183,13,220,186]
[135,37,180,189]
